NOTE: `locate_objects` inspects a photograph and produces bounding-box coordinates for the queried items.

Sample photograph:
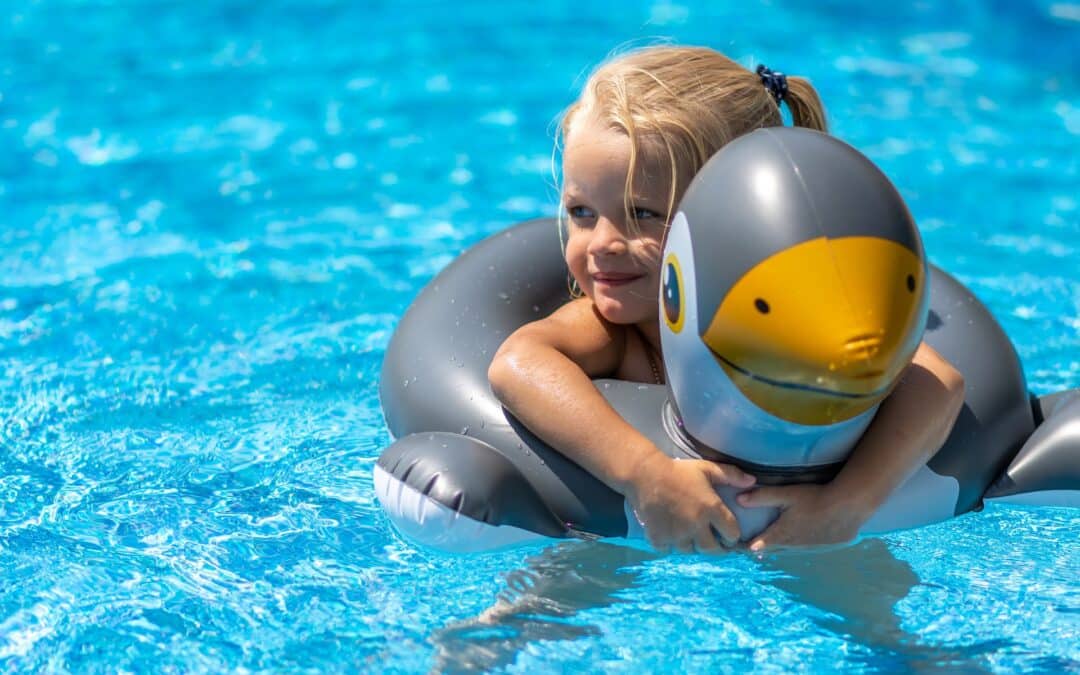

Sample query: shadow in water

[765,539,920,646]
[761,539,1013,673]
[430,539,1014,673]
[428,542,658,673]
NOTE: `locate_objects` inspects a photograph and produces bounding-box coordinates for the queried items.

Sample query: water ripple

[1,0,1077,671]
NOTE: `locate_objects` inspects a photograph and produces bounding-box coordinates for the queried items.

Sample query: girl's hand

[735,341,965,553]
[736,483,871,552]
[623,454,756,553]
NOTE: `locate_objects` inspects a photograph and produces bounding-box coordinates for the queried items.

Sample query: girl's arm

[737,342,965,550]
[489,298,755,553]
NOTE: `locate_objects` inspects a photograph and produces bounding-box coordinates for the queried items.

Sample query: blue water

[1,0,1077,671]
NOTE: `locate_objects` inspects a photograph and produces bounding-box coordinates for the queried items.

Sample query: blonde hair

[559,45,828,236]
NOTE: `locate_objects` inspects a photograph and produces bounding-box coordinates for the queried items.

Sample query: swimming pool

[1,0,1077,671]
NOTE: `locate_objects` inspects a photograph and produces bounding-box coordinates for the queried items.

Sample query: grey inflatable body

[375,218,1079,552]
[375,133,1080,553]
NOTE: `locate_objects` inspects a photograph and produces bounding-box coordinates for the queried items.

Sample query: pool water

[2,0,1077,671]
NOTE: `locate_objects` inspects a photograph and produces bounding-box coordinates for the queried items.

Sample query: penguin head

[660,127,928,446]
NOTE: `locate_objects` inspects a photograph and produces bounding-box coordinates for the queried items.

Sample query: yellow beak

[703,236,926,425]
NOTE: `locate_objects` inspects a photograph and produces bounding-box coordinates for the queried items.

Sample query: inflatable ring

[375,131,1080,553]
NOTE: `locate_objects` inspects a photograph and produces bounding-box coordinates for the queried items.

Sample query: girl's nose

[588,217,628,256]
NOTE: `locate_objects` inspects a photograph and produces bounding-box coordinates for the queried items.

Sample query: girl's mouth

[593,273,643,287]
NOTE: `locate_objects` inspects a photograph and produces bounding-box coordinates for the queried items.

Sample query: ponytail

[785,76,828,132]
[558,47,832,237]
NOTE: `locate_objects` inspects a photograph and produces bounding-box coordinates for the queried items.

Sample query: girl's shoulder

[547,297,626,336]
[547,299,659,384]
[539,298,630,376]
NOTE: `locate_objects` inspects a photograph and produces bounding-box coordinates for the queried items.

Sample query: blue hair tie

[756,65,789,105]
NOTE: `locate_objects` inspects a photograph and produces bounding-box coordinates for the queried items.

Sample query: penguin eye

[755,298,770,314]
[906,274,916,293]
[662,255,685,333]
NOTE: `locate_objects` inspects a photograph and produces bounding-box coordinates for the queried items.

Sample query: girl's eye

[633,207,661,220]
[567,205,595,219]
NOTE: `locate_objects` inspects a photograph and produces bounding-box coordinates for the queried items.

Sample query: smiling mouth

[593,274,643,286]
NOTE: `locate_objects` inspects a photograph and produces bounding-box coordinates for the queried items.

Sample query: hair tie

[756,64,789,105]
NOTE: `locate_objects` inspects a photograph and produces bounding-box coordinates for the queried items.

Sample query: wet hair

[559,45,828,237]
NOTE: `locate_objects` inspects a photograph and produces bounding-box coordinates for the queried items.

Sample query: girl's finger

[736,486,791,508]
[693,526,722,553]
[644,528,670,553]
[705,462,756,488]
[707,504,740,546]
[749,517,798,552]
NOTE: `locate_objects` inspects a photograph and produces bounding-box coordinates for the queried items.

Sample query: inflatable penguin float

[375,128,1080,553]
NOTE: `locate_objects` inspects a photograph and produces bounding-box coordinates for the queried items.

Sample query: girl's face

[562,117,673,326]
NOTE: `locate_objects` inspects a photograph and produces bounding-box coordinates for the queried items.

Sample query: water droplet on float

[479,420,485,429]
[403,379,410,387]
[498,292,510,302]
[461,426,470,435]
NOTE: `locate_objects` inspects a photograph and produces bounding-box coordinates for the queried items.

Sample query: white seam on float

[392,465,408,517]
[413,471,426,525]
[373,466,549,553]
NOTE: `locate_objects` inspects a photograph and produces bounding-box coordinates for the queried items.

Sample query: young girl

[488,46,965,554]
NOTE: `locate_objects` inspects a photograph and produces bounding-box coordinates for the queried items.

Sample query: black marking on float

[710,350,890,400]
[663,262,682,324]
